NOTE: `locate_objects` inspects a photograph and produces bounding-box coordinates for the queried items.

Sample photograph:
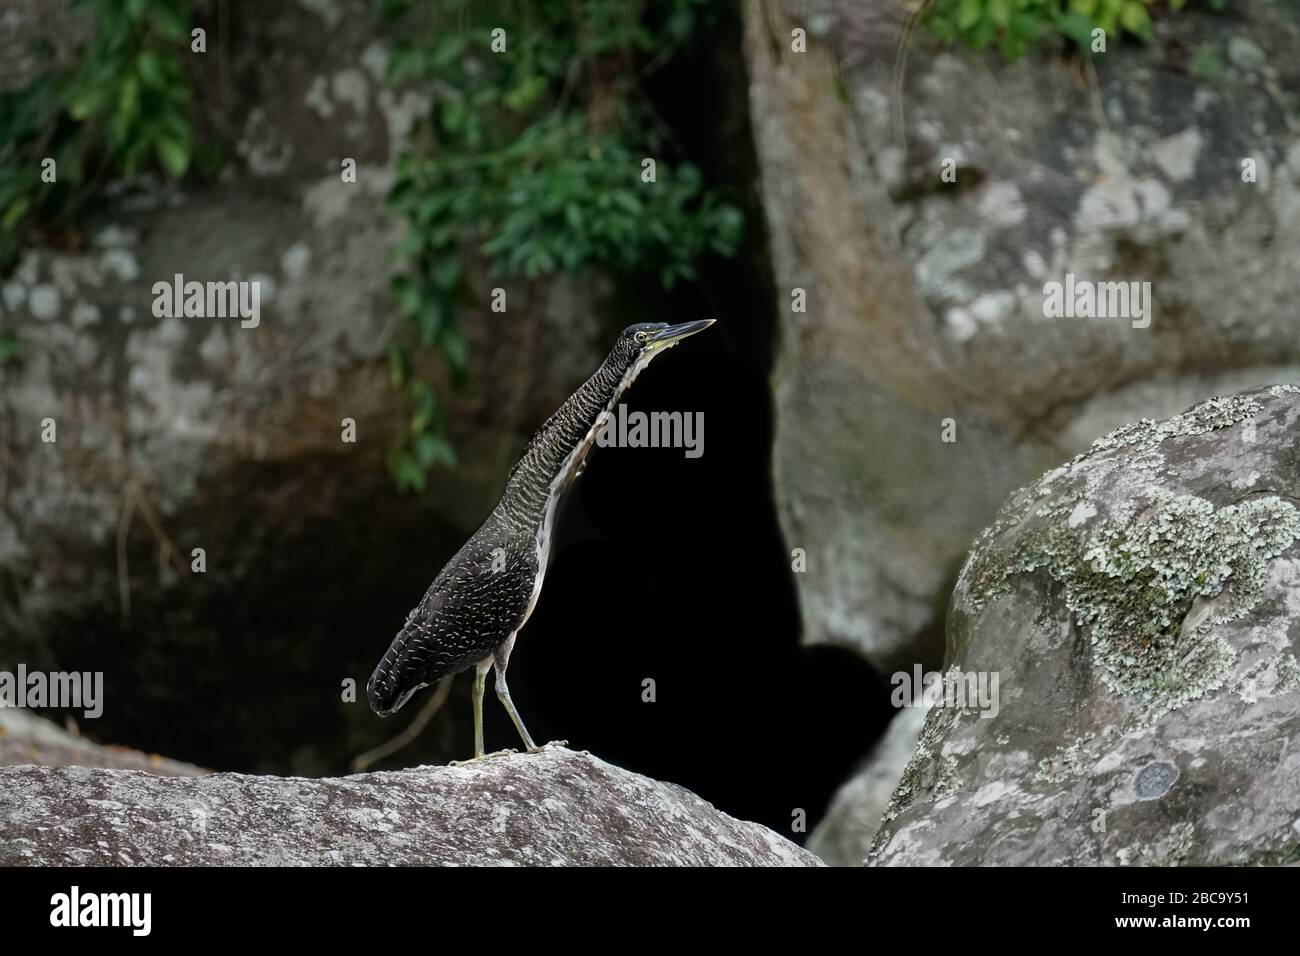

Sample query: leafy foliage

[377,0,742,492]
[0,329,23,364]
[925,0,1228,61]
[0,0,201,269]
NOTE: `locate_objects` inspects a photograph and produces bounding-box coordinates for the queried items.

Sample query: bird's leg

[448,657,517,765]
[472,656,490,759]
[495,671,538,752]
[493,637,539,752]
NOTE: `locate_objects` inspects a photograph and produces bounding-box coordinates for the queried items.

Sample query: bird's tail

[365,659,395,717]
[366,613,435,717]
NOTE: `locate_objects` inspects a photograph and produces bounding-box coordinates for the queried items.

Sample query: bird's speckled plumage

[366,320,712,727]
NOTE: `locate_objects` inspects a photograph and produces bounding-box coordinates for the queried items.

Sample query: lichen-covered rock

[870,386,1300,866]
[743,0,1300,672]
[0,746,822,866]
[0,709,204,776]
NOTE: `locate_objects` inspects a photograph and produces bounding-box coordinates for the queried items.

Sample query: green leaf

[389,449,427,493]
[968,17,996,47]
[411,380,438,422]
[155,132,191,177]
[0,330,22,362]
[440,98,467,135]
[414,433,456,469]
[388,343,411,386]
[393,228,426,260]
[1119,1,1151,38]
[1056,11,1097,46]
[391,274,422,315]
[611,191,641,215]
[150,3,189,43]
[503,75,547,111]
[65,85,104,120]
[2,196,31,231]
[416,299,445,345]
[1190,44,1224,79]
[440,327,468,372]
[136,51,167,88]
[958,0,983,31]
[416,191,453,226]
[195,140,225,177]
[431,255,461,292]
[432,34,468,69]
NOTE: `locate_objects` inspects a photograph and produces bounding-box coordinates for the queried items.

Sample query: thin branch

[116,476,191,619]
[116,485,138,620]
[130,482,190,576]
[350,675,454,772]
[892,0,934,155]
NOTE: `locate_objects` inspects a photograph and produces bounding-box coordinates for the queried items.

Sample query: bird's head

[613,319,715,372]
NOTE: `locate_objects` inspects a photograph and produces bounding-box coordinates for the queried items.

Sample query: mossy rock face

[870,386,1300,866]
[746,0,1300,677]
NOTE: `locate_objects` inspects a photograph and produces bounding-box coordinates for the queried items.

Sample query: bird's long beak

[647,319,715,350]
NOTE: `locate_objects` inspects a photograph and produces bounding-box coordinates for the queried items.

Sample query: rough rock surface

[0,746,821,866]
[0,709,204,776]
[743,0,1300,672]
[871,387,1300,866]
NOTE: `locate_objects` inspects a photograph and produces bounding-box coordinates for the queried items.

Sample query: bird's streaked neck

[498,347,653,532]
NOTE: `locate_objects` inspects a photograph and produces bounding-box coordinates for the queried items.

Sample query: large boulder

[0,746,822,866]
[743,0,1300,672]
[870,386,1300,866]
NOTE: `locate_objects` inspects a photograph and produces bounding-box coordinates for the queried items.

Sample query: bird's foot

[449,748,517,766]
[527,739,569,753]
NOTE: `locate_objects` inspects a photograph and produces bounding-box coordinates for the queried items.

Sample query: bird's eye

[634,331,648,344]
